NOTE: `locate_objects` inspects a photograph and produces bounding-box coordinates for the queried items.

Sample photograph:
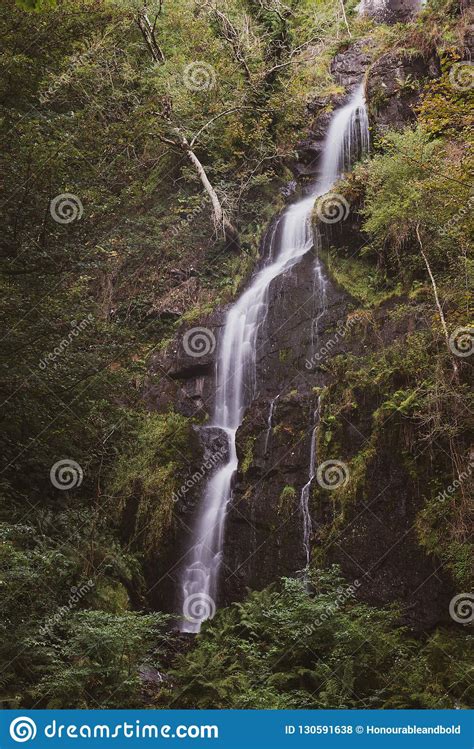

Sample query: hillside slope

[0,0,472,709]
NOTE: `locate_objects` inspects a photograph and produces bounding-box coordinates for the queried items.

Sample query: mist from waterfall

[179,83,370,633]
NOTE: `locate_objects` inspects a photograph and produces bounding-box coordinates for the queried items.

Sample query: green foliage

[357,126,472,288]
[15,0,56,10]
[0,516,144,706]
[110,411,193,550]
[31,610,170,708]
[166,569,473,708]
[2,0,473,713]
[417,53,474,137]
[241,436,256,475]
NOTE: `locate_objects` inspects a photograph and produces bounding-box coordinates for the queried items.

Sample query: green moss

[241,436,257,475]
[110,411,193,552]
[319,246,402,307]
[278,348,291,363]
[278,485,296,516]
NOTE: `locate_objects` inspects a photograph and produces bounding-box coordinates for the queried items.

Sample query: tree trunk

[339,0,352,37]
[174,129,238,244]
[416,223,458,379]
[136,9,165,63]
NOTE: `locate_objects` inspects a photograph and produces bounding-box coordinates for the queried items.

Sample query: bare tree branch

[338,0,352,38]
[415,223,458,379]
[203,1,254,84]
[136,2,165,63]
[189,107,245,147]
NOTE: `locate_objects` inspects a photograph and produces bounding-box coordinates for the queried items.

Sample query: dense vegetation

[1,0,472,708]
[163,569,472,709]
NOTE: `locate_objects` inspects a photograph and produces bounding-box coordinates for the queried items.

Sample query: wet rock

[139,665,165,686]
[317,414,454,630]
[331,41,371,91]
[293,111,333,176]
[222,392,317,603]
[144,311,225,418]
[197,425,231,466]
[367,51,440,133]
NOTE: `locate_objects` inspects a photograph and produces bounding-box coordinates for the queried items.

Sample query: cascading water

[300,397,321,567]
[179,83,370,633]
[264,394,280,455]
[301,236,327,568]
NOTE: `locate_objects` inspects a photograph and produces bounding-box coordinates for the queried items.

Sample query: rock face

[221,248,352,604]
[366,51,440,133]
[143,40,454,628]
[359,0,424,24]
[145,312,224,419]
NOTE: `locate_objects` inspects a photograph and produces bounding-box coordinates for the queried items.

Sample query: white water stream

[179,83,369,632]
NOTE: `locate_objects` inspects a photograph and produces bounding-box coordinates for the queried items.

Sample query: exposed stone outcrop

[360,0,424,24]
[366,51,440,133]
[145,312,224,418]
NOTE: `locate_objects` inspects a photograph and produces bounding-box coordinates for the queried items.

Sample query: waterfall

[179,83,369,633]
[300,397,321,567]
[264,395,279,454]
